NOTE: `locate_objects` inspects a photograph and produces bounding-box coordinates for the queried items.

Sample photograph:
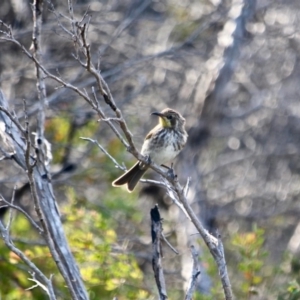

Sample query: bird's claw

[145,155,152,165]
[166,163,177,180]
[140,155,151,169]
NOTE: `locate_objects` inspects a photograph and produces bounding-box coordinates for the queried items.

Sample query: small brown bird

[112,108,188,192]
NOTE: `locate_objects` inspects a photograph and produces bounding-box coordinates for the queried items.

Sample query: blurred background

[1,0,300,299]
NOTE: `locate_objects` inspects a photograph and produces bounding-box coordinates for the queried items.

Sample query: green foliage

[4,110,300,299]
[169,21,199,42]
[45,115,71,163]
[230,226,268,298]
[45,114,98,164]
[43,113,148,299]
[0,187,149,300]
[277,253,300,300]
[63,189,147,299]
[60,187,149,300]
[0,214,60,299]
[191,228,268,299]
[278,281,300,300]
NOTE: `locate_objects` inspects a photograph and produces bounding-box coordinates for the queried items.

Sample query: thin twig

[0,106,26,134]
[0,220,56,299]
[80,137,125,170]
[67,0,76,34]
[27,274,49,293]
[161,233,179,255]
[6,185,16,230]
[0,195,43,234]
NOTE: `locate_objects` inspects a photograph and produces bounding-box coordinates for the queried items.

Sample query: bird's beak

[151,112,164,117]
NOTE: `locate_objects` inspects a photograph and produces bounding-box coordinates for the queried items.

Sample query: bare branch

[80,137,125,171]
[0,220,56,299]
[172,177,233,299]
[0,194,42,234]
[0,105,26,134]
[67,0,76,34]
[27,273,50,293]
[185,245,201,300]
[6,185,17,230]
[161,233,179,255]
[150,205,168,300]
[32,0,47,146]
[0,91,89,300]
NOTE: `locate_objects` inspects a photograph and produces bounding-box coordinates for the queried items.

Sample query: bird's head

[151,108,185,129]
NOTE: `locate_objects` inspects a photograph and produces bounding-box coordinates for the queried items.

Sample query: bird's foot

[140,155,152,169]
[163,163,177,180]
[145,155,152,165]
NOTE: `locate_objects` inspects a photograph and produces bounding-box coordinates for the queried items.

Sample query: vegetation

[1,0,300,299]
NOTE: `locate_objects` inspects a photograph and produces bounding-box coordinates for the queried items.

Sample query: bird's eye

[166,115,172,120]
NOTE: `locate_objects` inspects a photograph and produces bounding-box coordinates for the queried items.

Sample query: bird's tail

[112,162,147,192]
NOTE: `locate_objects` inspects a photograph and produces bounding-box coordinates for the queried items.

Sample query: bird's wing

[145,130,153,140]
[144,124,160,140]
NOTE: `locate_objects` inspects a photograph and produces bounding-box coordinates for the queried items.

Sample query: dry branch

[150,205,168,300]
[185,245,201,300]
[0,216,56,299]
[0,91,88,300]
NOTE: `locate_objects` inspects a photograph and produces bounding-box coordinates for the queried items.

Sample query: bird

[112,108,188,192]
